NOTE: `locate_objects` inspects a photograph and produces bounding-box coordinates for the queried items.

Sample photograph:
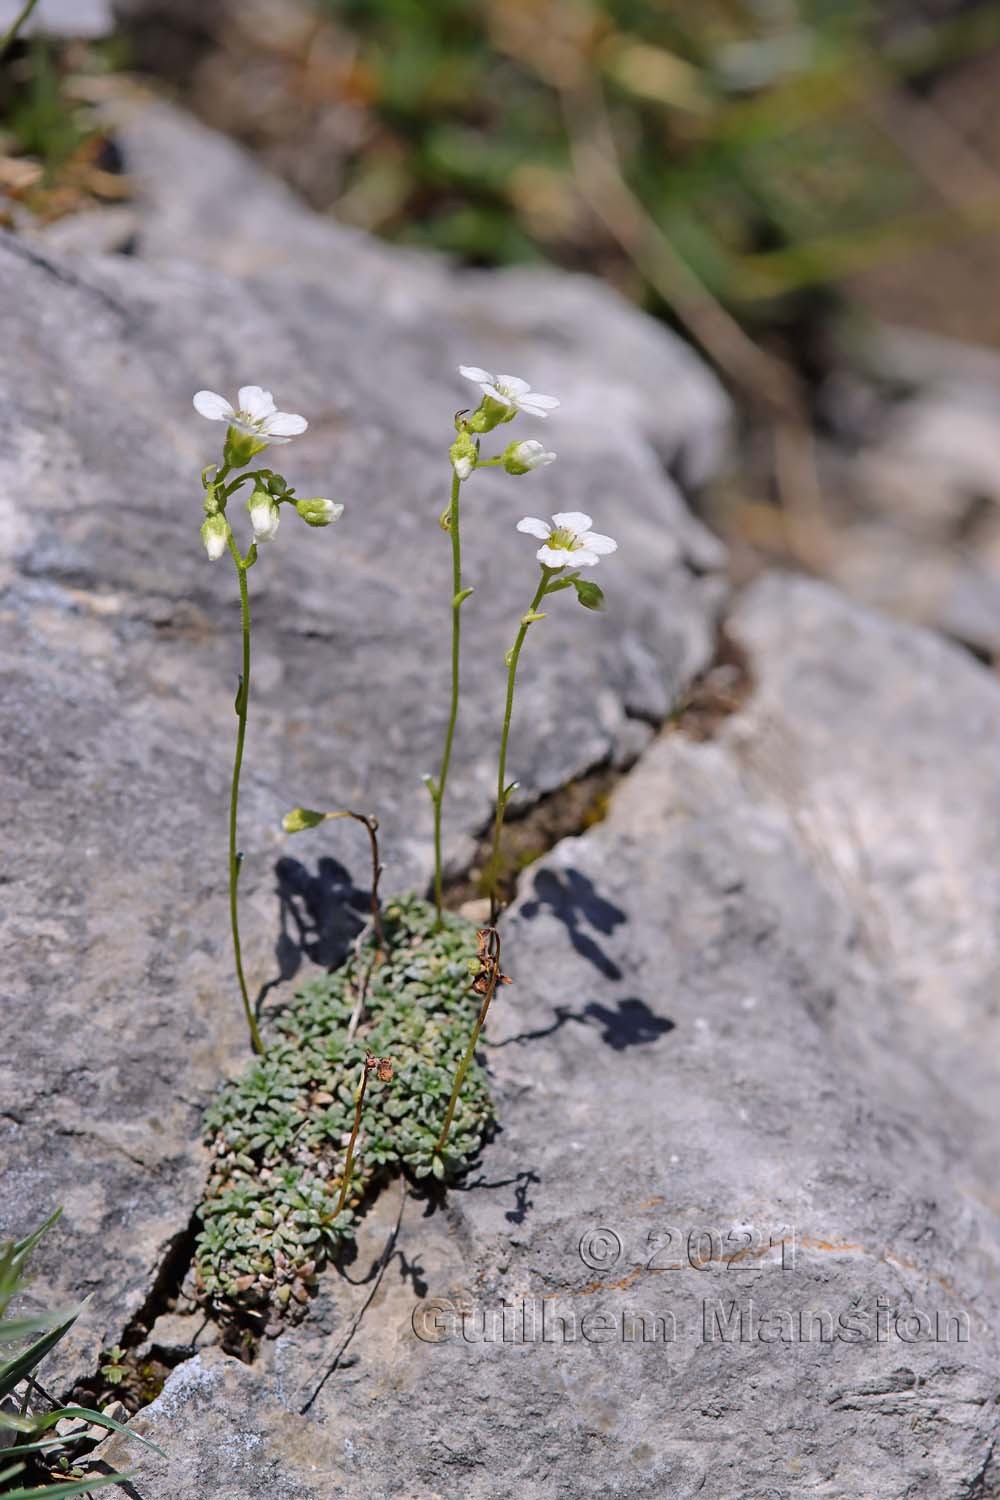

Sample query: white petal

[517,516,552,540]
[483,384,513,407]
[193,390,234,421]
[239,385,277,420]
[519,392,560,413]
[537,544,574,567]
[573,549,600,566]
[263,410,308,437]
[459,365,493,384]
[496,375,530,396]
[250,502,281,542]
[552,511,593,535]
[580,531,617,555]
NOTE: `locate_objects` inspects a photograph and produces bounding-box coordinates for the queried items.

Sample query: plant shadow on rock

[520,866,627,980]
[258,854,373,1007]
[502,865,676,1051]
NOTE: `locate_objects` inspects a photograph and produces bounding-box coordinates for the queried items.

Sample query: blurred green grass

[313,0,1000,323]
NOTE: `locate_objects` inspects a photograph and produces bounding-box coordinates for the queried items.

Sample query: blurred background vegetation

[6,0,1000,613]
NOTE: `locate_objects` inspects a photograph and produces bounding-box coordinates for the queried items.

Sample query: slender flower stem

[336,1059,371,1216]
[0,0,40,55]
[226,533,266,1056]
[318,810,384,953]
[484,568,553,917]
[431,471,464,926]
[436,929,503,1156]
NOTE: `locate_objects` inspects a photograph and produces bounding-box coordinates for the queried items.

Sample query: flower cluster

[194,385,343,561]
[447,363,616,577]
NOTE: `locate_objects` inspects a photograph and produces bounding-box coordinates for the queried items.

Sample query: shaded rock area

[104,575,1000,1498]
[0,100,727,1383]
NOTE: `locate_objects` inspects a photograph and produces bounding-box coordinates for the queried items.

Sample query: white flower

[503,438,556,475]
[516,511,617,568]
[193,385,308,445]
[201,513,230,562]
[248,490,280,542]
[459,366,559,418]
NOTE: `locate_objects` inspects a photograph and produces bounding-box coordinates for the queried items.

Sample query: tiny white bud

[449,431,478,482]
[201,513,230,562]
[248,489,281,542]
[295,497,344,528]
[503,439,556,475]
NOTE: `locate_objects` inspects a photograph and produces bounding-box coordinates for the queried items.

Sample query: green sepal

[467,396,508,434]
[224,427,268,468]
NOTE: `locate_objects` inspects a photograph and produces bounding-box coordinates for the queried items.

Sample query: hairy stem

[484,569,551,918]
[431,471,464,925]
[227,536,266,1056]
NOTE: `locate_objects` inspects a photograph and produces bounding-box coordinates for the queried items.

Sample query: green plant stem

[226,534,265,1057]
[484,568,552,916]
[336,1060,370,1216]
[431,470,464,926]
[435,930,502,1156]
[0,0,40,56]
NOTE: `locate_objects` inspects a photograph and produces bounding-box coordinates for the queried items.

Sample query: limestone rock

[0,98,727,1388]
[104,577,1000,1498]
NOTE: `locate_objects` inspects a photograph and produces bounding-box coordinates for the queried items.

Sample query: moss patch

[195,894,494,1318]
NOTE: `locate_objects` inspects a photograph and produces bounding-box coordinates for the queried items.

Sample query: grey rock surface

[105,575,1000,1499]
[0,0,112,36]
[0,99,727,1382]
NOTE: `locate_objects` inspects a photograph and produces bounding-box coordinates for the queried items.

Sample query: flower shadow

[519,866,627,980]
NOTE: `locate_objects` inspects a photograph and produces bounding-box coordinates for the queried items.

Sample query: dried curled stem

[436,927,511,1157]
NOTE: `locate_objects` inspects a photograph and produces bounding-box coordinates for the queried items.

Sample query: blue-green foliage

[195,894,494,1313]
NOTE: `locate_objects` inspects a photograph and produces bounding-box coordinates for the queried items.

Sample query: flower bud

[502,439,556,475]
[450,431,478,482]
[248,489,281,542]
[201,513,230,562]
[282,807,326,833]
[295,497,344,528]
